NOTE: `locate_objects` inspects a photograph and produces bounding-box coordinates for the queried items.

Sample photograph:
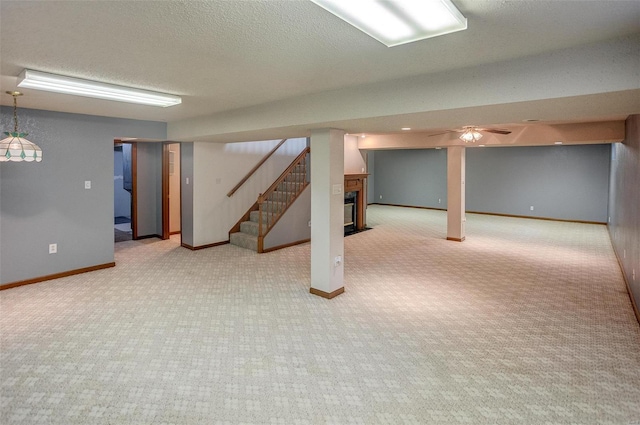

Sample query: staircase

[230,148,309,252]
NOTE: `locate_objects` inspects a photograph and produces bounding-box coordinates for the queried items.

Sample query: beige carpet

[2,205,639,424]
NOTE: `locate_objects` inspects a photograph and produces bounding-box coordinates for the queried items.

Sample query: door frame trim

[114,140,138,240]
[162,143,170,240]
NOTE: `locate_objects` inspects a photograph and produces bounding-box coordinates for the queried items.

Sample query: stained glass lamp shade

[0,91,42,162]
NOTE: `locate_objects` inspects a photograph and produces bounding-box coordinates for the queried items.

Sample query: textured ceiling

[1,0,639,139]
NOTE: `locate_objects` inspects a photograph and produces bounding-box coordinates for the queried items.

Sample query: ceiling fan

[429,126,512,143]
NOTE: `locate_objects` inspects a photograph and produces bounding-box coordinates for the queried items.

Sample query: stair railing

[227,138,287,197]
[256,147,310,251]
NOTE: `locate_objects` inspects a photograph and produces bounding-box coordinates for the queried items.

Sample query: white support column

[447,146,466,242]
[310,129,345,299]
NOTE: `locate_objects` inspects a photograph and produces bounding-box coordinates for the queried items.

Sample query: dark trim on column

[310,287,345,299]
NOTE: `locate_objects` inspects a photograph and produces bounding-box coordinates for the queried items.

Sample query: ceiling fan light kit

[17,69,182,107]
[309,0,467,47]
[428,126,512,143]
[459,128,483,143]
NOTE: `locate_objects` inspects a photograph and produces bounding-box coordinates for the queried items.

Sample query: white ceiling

[1,0,639,141]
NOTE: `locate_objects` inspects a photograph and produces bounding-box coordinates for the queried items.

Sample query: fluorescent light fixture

[310,0,467,47]
[17,69,181,107]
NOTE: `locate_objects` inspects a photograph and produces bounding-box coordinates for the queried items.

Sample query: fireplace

[344,191,357,233]
[344,173,368,234]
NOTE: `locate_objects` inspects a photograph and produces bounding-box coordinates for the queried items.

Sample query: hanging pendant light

[0,91,42,162]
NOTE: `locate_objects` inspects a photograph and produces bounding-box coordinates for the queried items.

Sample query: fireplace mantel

[344,174,369,231]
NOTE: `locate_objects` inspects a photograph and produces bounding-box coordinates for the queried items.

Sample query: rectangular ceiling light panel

[17,69,182,107]
[310,0,467,47]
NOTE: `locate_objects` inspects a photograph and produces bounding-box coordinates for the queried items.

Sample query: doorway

[162,143,181,240]
[114,141,137,242]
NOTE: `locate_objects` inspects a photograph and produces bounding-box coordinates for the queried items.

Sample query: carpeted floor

[114,228,132,243]
[2,205,639,424]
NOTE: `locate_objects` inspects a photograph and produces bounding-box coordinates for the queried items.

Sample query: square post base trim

[446,236,466,242]
[310,286,345,299]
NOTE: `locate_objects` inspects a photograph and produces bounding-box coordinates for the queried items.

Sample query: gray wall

[180,142,194,247]
[135,142,163,237]
[372,144,610,222]
[373,148,447,209]
[608,115,640,315]
[467,145,610,222]
[0,107,166,284]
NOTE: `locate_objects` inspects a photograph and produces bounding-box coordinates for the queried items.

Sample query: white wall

[344,135,367,174]
[191,138,307,246]
[169,35,640,142]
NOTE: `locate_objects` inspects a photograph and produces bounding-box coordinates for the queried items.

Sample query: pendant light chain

[13,94,19,133]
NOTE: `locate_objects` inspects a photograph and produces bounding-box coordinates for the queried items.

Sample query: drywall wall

[191,138,307,246]
[608,114,640,317]
[113,148,131,218]
[372,144,610,222]
[169,35,640,143]
[180,143,194,247]
[344,135,367,174]
[367,151,375,204]
[264,185,311,250]
[466,145,610,222]
[135,142,163,237]
[373,148,447,208]
[0,107,166,285]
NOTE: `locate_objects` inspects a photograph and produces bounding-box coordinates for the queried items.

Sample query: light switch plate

[332,184,342,195]
[84,181,91,189]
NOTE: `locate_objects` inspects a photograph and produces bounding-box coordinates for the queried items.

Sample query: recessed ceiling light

[478,144,485,147]
[361,134,366,138]
[401,127,411,131]
[435,147,442,150]
[554,141,563,145]
[309,0,467,47]
[523,119,540,122]
[17,69,182,107]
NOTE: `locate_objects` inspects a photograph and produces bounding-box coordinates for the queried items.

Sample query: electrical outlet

[334,255,342,267]
[186,177,190,184]
[530,206,534,211]
[49,243,57,254]
[438,198,441,204]
[633,269,636,281]
[308,220,311,227]
[84,180,91,189]
[379,195,383,200]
